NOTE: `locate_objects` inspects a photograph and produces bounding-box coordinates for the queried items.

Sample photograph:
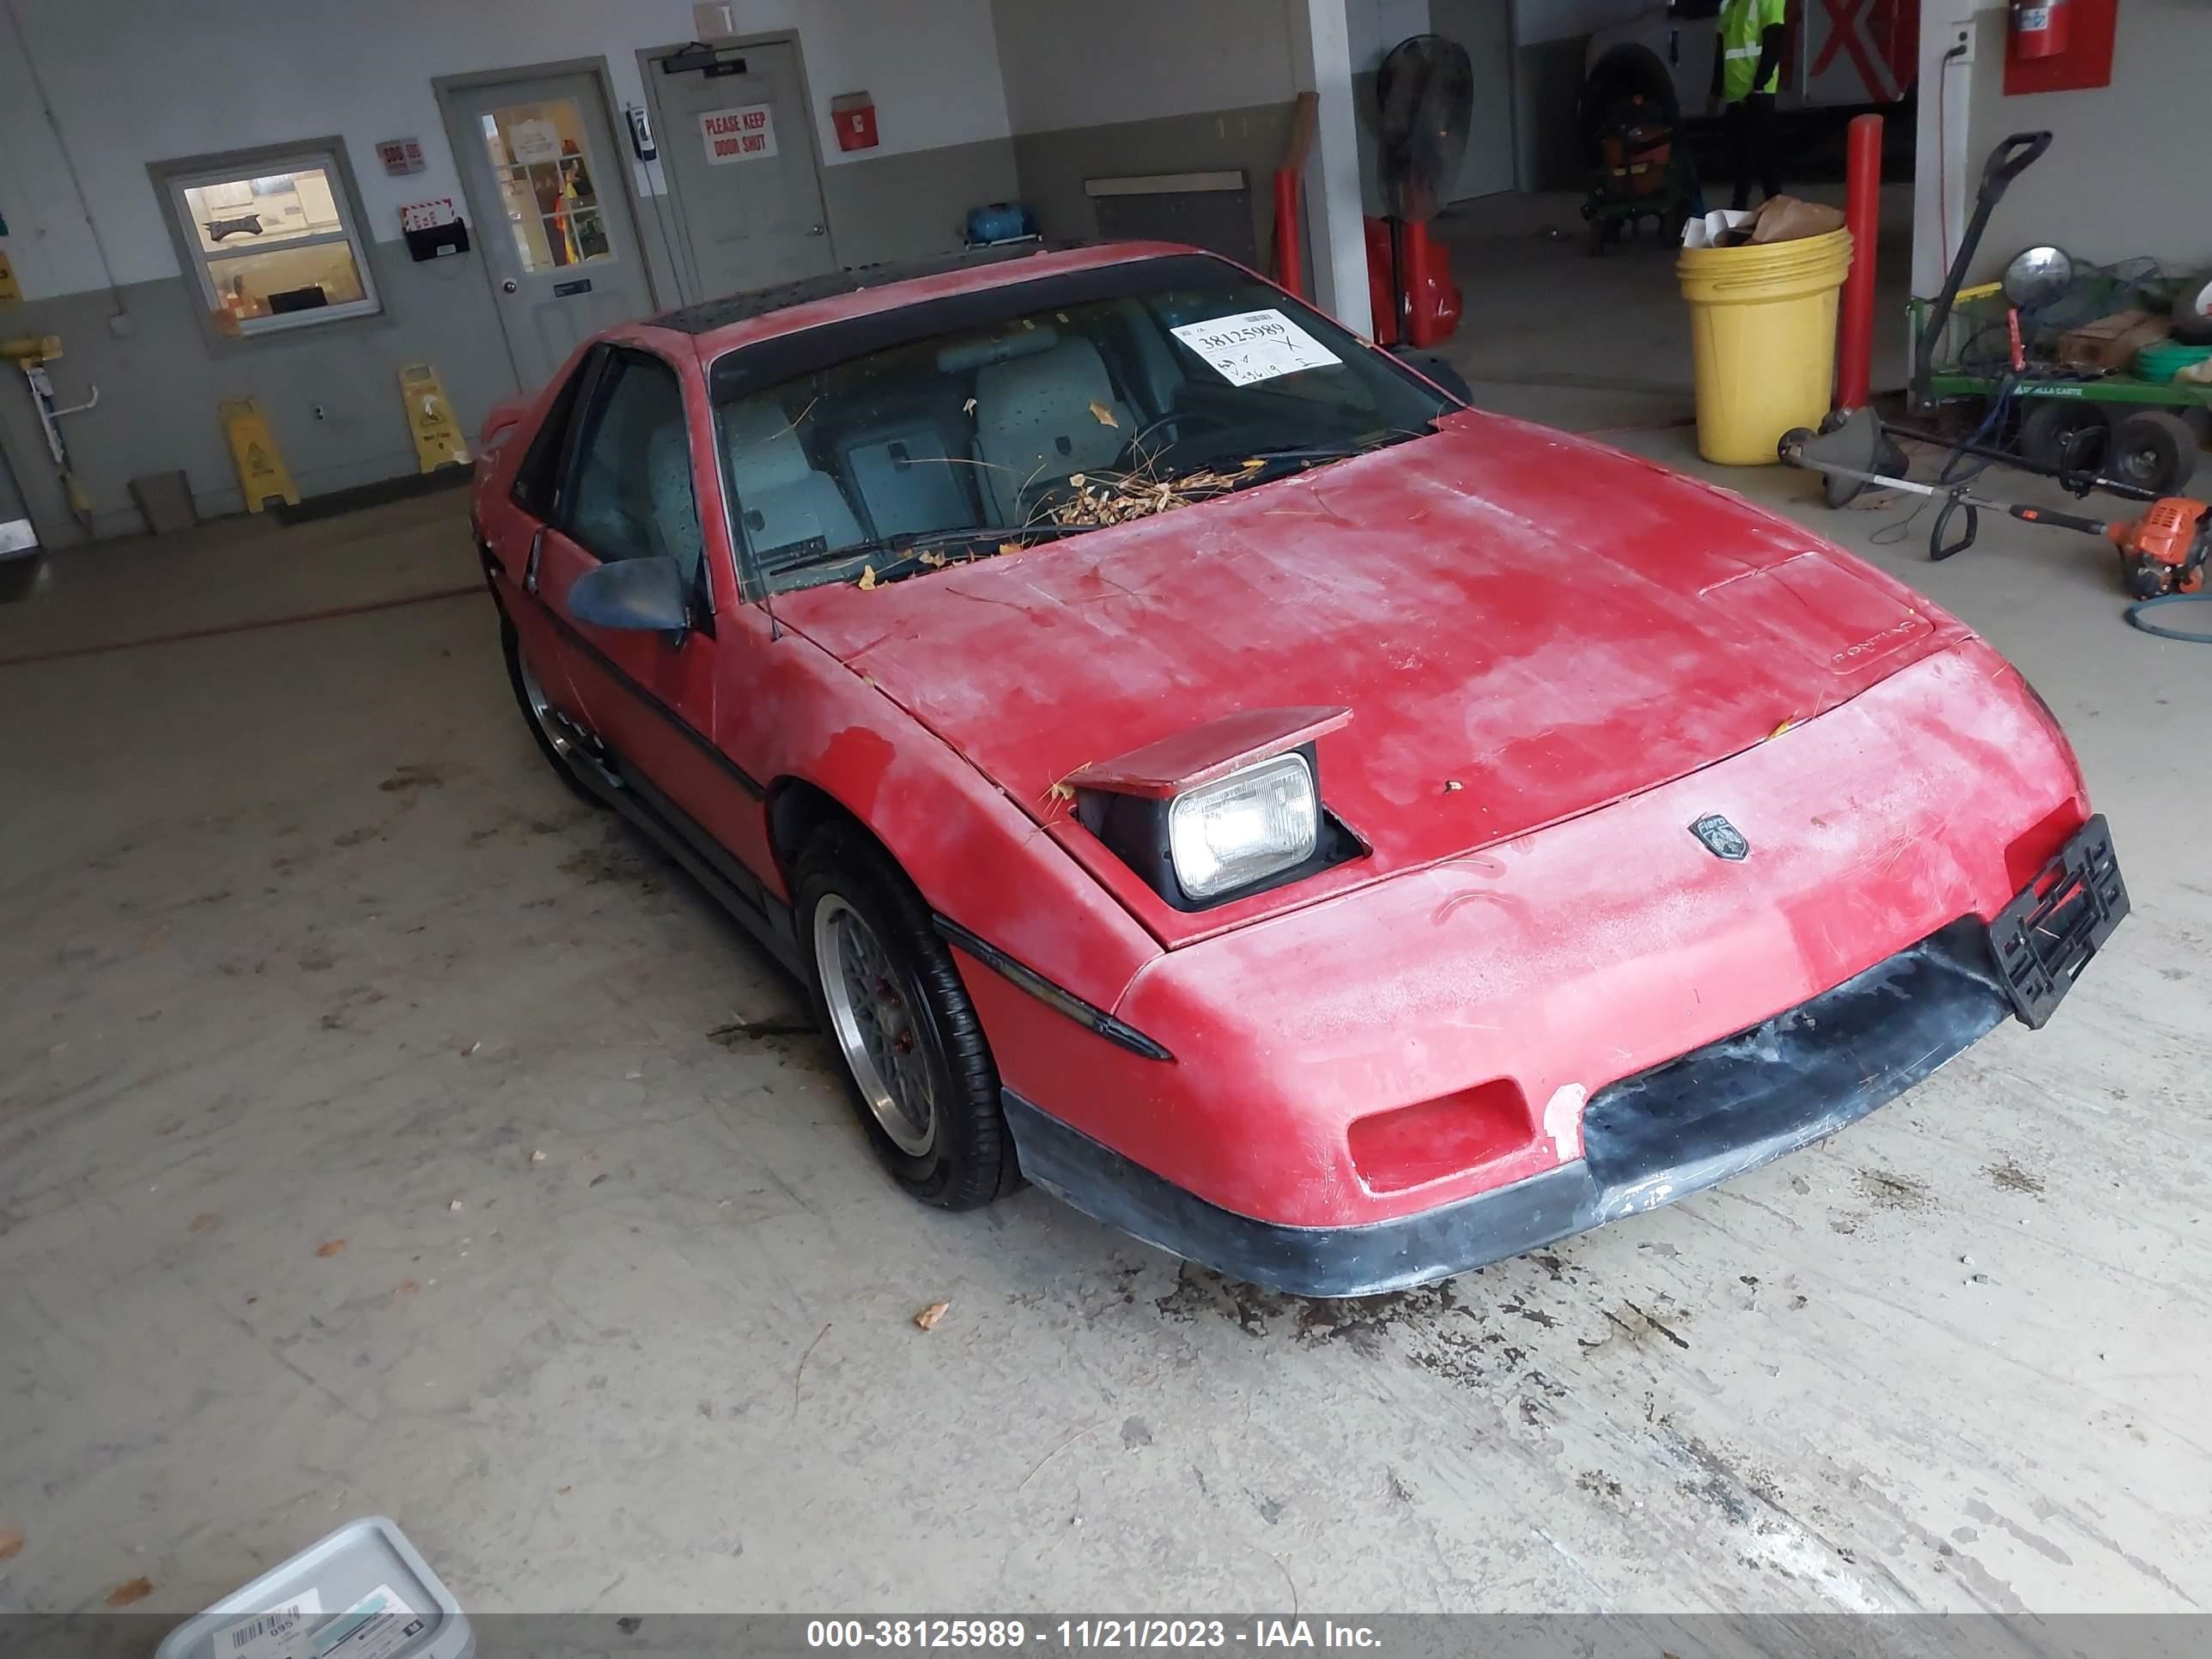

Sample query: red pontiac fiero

[471,242,2126,1296]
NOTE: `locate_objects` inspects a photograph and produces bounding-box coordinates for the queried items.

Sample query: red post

[1273,168,1304,299]
[1836,112,1883,411]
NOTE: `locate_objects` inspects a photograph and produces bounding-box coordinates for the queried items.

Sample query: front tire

[794,823,1013,1210]
[499,608,602,807]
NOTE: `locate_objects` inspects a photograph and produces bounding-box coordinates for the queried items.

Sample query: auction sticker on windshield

[1170,308,1341,386]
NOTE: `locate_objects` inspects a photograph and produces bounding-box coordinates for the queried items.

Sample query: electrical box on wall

[400,198,470,262]
[2004,0,2118,94]
[830,92,878,152]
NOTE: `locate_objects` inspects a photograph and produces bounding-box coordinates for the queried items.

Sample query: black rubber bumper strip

[1001,918,2010,1297]
[933,915,1173,1062]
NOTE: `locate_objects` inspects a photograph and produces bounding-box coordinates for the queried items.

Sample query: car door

[529,346,768,878]
[495,358,598,743]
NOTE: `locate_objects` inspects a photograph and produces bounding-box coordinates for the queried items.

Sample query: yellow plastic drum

[1677,228,1853,465]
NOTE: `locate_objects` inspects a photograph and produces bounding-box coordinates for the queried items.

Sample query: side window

[563,353,704,586]
[509,358,590,520]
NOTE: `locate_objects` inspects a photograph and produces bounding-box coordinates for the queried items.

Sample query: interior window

[509,360,589,520]
[564,353,704,585]
[159,149,382,336]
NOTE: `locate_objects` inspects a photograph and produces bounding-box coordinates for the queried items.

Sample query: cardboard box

[2058,308,2171,371]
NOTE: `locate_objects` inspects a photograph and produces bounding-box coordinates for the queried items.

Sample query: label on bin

[221,1593,324,1659]
[1170,307,1341,386]
[315,1584,427,1659]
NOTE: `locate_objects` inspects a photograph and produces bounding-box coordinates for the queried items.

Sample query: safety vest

[1722,0,1787,101]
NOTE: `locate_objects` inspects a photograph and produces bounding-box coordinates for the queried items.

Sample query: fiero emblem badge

[1690,814,1750,861]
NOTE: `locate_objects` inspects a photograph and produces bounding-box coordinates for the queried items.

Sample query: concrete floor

[3,226,2209,1620]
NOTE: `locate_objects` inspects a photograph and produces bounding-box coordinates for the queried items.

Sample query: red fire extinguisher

[2009,0,2070,60]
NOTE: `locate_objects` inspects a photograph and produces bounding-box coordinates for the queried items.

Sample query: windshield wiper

[775,522,1092,592]
[1175,429,1426,487]
[1241,429,1426,469]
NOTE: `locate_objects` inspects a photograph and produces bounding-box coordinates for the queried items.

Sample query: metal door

[1428,0,1520,204]
[645,40,835,302]
[445,71,656,392]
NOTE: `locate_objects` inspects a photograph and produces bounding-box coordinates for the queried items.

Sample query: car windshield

[707,252,1455,591]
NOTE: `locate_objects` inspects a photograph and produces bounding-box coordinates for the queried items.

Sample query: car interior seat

[971,337,1136,525]
[723,397,864,567]
[837,415,977,543]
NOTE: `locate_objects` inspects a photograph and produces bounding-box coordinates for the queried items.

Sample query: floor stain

[708,1013,815,1045]
[1609,1299,1691,1351]
[561,832,665,892]
[1577,1468,1624,1501]
[1153,1264,1516,1386]
[1856,1168,1934,1212]
[1984,1158,2045,1197]
[379,763,447,793]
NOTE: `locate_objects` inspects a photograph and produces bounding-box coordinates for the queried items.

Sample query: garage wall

[990,0,1485,270]
[0,0,1014,546]
[990,0,1303,264]
[1508,0,1646,189]
[1959,0,2212,283]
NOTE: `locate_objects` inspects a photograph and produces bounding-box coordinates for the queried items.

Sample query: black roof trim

[648,241,1076,335]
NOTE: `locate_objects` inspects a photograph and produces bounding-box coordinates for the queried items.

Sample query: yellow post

[218,397,300,511]
[399,362,470,473]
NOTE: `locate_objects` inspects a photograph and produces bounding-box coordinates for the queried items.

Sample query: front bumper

[1006,915,2034,1297]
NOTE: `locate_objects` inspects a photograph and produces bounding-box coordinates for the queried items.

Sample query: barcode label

[220,1593,322,1659]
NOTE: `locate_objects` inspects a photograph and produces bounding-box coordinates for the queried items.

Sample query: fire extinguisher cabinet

[830,92,878,152]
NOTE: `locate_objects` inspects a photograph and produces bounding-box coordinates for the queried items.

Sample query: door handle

[502,278,519,294]
[807,222,826,237]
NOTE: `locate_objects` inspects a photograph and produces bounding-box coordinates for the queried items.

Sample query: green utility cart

[1911,279,2212,495]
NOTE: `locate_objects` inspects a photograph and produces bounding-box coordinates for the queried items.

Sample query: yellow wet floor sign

[218,398,299,512]
[400,362,469,472]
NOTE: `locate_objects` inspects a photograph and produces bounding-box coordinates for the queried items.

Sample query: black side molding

[932,915,1173,1062]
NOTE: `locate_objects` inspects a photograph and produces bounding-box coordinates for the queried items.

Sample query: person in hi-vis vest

[1710,0,1787,211]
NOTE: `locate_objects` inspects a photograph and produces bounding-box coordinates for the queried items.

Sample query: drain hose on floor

[2126,592,2212,643]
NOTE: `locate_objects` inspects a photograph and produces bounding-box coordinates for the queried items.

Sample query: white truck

[1580,0,1919,140]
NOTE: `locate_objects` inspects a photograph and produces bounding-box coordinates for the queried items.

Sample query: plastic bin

[1677,228,1853,465]
[155,1516,470,1659]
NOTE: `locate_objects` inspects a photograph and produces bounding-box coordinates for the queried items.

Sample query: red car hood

[778,414,1966,936]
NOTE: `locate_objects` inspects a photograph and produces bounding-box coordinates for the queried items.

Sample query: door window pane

[566,356,702,584]
[478,100,615,274]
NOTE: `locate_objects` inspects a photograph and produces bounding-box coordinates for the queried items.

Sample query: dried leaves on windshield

[1039,459,1263,530]
[853,459,1267,588]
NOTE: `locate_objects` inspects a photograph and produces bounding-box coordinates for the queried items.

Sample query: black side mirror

[568,556,690,635]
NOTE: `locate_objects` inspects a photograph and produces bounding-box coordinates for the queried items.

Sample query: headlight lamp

[1165,751,1320,899]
